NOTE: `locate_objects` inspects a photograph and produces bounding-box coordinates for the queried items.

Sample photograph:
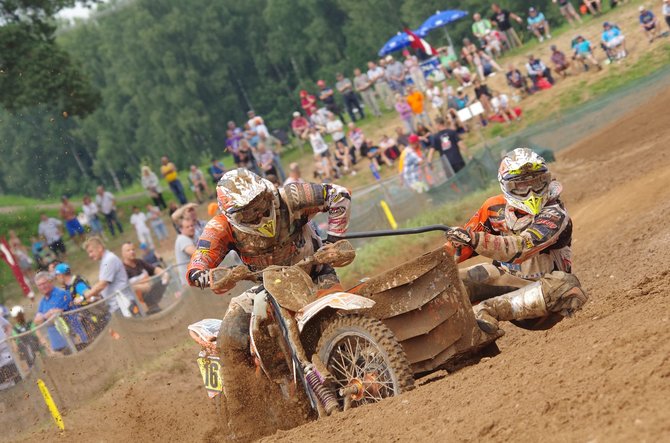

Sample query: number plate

[197,356,223,398]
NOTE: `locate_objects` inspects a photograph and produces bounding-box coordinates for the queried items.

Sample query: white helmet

[10,305,24,318]
[216,168,278,237]
[498,148,551,215]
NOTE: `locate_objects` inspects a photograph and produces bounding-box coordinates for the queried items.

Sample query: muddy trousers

[460,264,588,333]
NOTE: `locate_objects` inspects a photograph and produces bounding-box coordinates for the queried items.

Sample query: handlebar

[339,225,453,240]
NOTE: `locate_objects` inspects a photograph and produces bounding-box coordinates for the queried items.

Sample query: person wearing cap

[299,90,318,117]
[601,22,627,61]
[291,111,310,141]
[550,45,571,78]
[399,134,428,193]
[552,0,582,27]
[54,263,91,305]
[353,67,381,117]
[317,80,345,122]
[638,6,660,43]
[10,306,41,366]
[335,72,364,122]
[527,7,552,42]
[525,54,555,88]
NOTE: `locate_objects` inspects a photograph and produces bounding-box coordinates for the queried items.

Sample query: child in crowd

[146,204,168,244]
[394,93,414,134]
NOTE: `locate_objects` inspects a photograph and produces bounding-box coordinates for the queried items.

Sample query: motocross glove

[189,269,210,289]
[324,234,342,245]
[446,227,478,248]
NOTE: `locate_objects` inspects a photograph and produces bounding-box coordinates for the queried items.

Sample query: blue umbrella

[416,10,469,37]
[378,32,412,57]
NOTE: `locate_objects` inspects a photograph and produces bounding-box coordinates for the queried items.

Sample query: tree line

[0,0,560,198]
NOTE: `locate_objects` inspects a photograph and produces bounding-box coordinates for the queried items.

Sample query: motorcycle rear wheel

[317,315,414,408]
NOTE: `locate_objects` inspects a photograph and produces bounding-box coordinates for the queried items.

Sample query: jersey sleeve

[187,214,235,282]
[451,195,506,262]
[471,203,570,263]
[282,182,352,237]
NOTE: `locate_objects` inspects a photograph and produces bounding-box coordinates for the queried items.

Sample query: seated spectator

[291,111,311,140]
[506,63,532,95]
[483,29,505,58]
[257,143,277,178]
[208,158,226,185]
[33,271,88,353]
[394,93,414,134]
[379,135,401,164]
[639,6,660,43]
[550,45,571,78]
[525,54,555,89]
[527,7,552,42]
[140,242,165,267]
[333,140,356,176]
[325,112,347,147]
[454,88,470,110]
[553,0,582,27]
[664,0,670,31]
[491,91,520,123]
[472,50,503,81]
[583,0,602,16]
[472,78,494,116]
[308,127,333,180]
[360,138,389,169]
[472,12,493,46]
[451,61,473,86]
[601,22,627,61]
[572,36,602,70]
[414,123,433,151]
[406,85,431,129]
[122,242,167,315]
[425,80,444,116]
[460,38,478,66]
[347,122,367,158]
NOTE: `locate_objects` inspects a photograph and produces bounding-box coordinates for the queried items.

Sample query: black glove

[324,234,342,245]
[189,269,210,289]
[446,227,477,248]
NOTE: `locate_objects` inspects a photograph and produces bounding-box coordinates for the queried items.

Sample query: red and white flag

[404,28,437,57]
[0,237,34,299]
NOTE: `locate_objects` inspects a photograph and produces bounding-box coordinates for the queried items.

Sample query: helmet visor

[227,191,277,237]
[503,172,551,197]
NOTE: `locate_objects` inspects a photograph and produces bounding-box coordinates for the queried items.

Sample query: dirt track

[11,90,670,443]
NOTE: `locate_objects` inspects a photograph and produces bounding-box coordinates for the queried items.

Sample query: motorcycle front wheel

[316,315,414,408]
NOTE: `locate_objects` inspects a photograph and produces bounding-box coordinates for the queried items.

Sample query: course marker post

[37,378,65,431]
[380,200,398,230]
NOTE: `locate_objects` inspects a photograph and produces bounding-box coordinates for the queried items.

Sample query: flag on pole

[403,28,437,57]
[0,237,34,299]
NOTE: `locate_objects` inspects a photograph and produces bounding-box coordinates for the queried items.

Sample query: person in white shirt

[95,186,124,237]
[174,218,197,286]
[129,206,154,249]
[325,112,346,145]
[308,127,333,180]
[367,60,393,109]
[38,213,66,259]
[84,236,135,317]
[425,80,444,116]
[283,162,305,185]
[491,91,519,123]
[81,194,104,236]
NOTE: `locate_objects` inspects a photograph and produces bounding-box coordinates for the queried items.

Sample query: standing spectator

[367,61,393,109]
[188,165,209,204]
[308,126,332,180]
[402,50,426,91]
[257,143,278,178]
[10,306,41,366]
[291,111,311,141]
[428,117,470,178]
[385,55,406,95]
[406,85,431,129]
[208,158,226,186]
[326,112,347,147]
[121,242,166,315]
[506,63,532,94]
[527,7,552,42]
[225,129,243,167]
[472,12,494,46]
[59,196,85,247]
[171,203,207,239]
[82,194,104,237]
[160,156,188,205]
[639,6,660,43]
[33,271,87,353]
[174,218,197,286]
[95,185,124,237]
[550,45,572,78]
[353,68,381,117]
[38,213,66,260]
[400,134,428,193]
[663,0,670,31]
[84,236,134,317]
[259,132,286,183]
[146,204,168,244]
[335,72,364,122]
[317,80,345,122]
[601,22,627,61]
[284,162,304,185]
[7,230,35,285]
[299,90,318,117]
[490,3,524,48]
[572,35,602,70]
[141,166,167,210]
[129,206,154,249]
[394,93,414,134]
[553,0,582,27]
[526,54,555,88]
[426,80,444,116]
